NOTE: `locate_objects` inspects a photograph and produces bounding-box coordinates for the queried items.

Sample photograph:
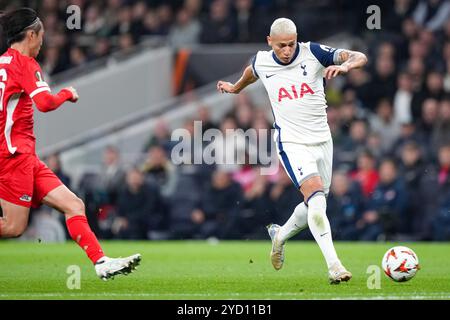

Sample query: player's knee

[67,197,85,216]
[9,224,27,238]
[302,185,324,204]
[301,177,324,200]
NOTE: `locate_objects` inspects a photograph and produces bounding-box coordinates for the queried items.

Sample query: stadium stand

[1,0,449,242]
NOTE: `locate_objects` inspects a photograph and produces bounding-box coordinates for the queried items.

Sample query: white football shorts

[275,137,333,195]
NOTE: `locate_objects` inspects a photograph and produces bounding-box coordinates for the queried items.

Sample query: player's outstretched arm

[32,86,79,113]
[217,65,258,94]
[324,50,368,79]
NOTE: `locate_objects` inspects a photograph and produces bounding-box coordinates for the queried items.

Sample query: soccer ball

[381,246,420,282]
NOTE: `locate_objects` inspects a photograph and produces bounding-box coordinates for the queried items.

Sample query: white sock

[278,202,308,243]
[307,192,339,269]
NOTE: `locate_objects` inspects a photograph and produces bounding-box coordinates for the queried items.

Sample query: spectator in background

[167,6,201,48]
[141,145,177,198]
[69,47,87,69]
[393,72,414,124]
[22,206,67,243]
[251,110,273,163]
[425,71,446,101]
[328,171,365,240]
[366,159,408,239]
[413,0,450,32]
[233,0,269,43]
[141,10,164,36]
[369,98,401,153]
[102,0,122,34]
[117,33,135,54]
[269,167,306,239]
[113,168,165,239]
[337,100,360,137]
[41,11,66,48]
[156,4,174,35]
[196,105,217,133]
[193,169,243,239]
[168,161,212,239]
[350,150,379,199]
[143,117,175,154]
[408,39,430,65]
[407,57,427,105]
[209,114,247,172]
[366,131,384,160]
[432,98,450,153]
[384,0,417,34]
[90,37,112,60]
[130,1,148,41]
[365,55,397,110]
[41,46,65,76]
[432,144,450,240]
[398,141,427,238]
[83,4,107,37]
[232,153,257,193]
[240,167,275,239]
[109,6,133,39]
[377,42,397,63]
[444,43,450,91]
[417,98,439,144]
[342,68,371,110]
[336,119,368,169]
[45,153,71,189]
[99,145,126,206]
[412,71,445,117]
[232,92,256,131]
[200,0,236,43]
[391,122,427,160]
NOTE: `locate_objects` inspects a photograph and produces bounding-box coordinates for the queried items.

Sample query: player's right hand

[64,86,79,102]
[217,81,235,94]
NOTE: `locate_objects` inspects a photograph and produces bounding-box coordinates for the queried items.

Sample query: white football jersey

[252,42,343,145]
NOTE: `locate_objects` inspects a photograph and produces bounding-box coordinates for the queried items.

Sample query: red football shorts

[0,153,63,208]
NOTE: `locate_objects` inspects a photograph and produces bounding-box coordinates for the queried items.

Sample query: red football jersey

[0,48,51,156]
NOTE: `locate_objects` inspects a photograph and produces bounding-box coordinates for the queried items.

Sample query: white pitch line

[1,292,450,299]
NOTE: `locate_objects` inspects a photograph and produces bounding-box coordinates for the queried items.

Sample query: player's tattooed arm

[217,65,258,94]
[324,50,368,79]
[337,50,368,70]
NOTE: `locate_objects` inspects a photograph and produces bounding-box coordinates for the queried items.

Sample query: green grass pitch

[0,240,449,300]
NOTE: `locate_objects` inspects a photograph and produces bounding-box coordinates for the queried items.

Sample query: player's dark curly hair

[0,8,42,53]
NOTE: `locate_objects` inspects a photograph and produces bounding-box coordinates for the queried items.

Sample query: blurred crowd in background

[2,0,450,242]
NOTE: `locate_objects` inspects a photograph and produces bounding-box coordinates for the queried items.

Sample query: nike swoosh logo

[320,232,329,237]
[266,74,276,78]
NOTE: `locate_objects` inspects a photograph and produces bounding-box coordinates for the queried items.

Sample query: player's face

[267,33,297,64]
[29,23,44,58]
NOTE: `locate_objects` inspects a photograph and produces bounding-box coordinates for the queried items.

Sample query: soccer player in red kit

[0,8,140,280]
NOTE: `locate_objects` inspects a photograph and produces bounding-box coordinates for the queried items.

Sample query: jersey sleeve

[309,42,344,67]
[20,60,51,98]
[250,53,259,78]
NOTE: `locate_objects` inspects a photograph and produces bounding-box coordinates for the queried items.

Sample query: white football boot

[95,253,141,281]
[267,224,285,270]
[328,261,352,284]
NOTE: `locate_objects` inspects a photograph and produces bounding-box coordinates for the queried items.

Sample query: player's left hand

[217,81,236,94]
[64,86,79,102]
[324,65,349,79]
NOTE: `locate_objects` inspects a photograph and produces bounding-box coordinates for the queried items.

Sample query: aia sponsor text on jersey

[278,83,315,102]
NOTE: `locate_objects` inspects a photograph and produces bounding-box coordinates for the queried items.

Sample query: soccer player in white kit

[217,18,367,284]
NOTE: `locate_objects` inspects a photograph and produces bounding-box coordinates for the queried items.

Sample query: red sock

[66,215,105,264]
